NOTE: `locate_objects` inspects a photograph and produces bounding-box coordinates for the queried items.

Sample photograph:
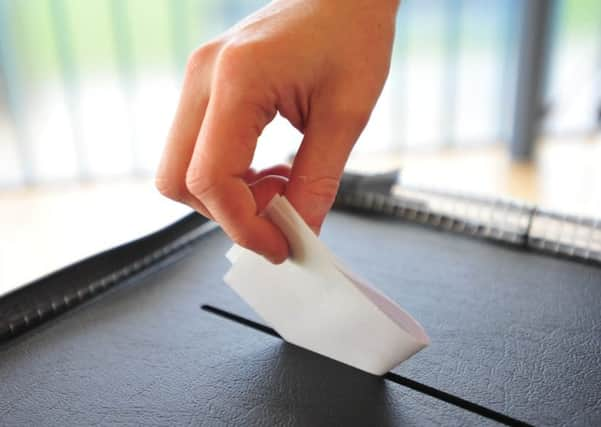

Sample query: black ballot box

[1,185,601,426]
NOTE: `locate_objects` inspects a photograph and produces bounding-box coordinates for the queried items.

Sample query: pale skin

[156,0,400,263]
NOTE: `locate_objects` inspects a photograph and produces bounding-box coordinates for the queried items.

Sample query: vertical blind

[0,0,599,188]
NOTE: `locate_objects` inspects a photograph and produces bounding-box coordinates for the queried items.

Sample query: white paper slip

[223,195,430,376]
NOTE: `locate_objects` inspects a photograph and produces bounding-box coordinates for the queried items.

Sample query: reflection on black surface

[205,341,400,427]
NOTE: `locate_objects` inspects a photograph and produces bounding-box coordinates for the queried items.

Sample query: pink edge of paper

[336,266,431,347]
[266,194,430,348]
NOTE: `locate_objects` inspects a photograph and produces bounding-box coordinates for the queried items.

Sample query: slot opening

[200,304,531,427]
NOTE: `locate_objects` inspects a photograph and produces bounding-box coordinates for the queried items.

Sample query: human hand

[156,0,399,263]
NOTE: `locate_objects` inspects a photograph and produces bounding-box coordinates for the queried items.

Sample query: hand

[156,0,399,263]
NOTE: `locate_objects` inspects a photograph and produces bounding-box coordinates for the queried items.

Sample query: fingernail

[264,255,277,264]
[265,253,285,265]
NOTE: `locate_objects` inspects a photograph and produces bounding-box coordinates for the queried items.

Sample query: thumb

[284,111,368,233]
[249,174,288,213]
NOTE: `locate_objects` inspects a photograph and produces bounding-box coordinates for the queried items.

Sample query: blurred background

[1,0,600,290]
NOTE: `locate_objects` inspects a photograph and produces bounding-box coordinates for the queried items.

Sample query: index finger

[185,76,288,263]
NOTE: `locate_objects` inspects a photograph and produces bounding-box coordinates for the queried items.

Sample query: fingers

[249,174,288,212]
[155,46,217,219]
[185,57,289,263]
[156,41,290,262]
[285,108,370,234]
[244,164,291,184]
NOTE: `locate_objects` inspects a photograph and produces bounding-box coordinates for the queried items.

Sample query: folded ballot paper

[224,194,429,376]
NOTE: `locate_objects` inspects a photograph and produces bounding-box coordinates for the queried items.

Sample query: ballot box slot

[201,304,281,339]
[200,304,532,427]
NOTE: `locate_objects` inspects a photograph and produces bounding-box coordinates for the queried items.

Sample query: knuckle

[155,176,185,202]
[298,175,340,202]
[184,170,216,200]
[219,41,246,63]
[185,42,219,76]
[186,172,215,200]
[231,232,255,252]
[324,95,373,132]
[338,107,372,131]
[215,41,255,80]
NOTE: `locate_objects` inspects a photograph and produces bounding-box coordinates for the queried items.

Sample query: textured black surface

[1,211,600,426]
[327,213,601,425]
[214,212,601,426]
[200,304,527,426]
[0,226,492,426]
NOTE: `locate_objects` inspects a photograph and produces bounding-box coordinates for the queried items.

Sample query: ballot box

[1,177,600,426]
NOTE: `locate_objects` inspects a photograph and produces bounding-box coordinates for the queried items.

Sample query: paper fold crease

[223,194,429,375]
